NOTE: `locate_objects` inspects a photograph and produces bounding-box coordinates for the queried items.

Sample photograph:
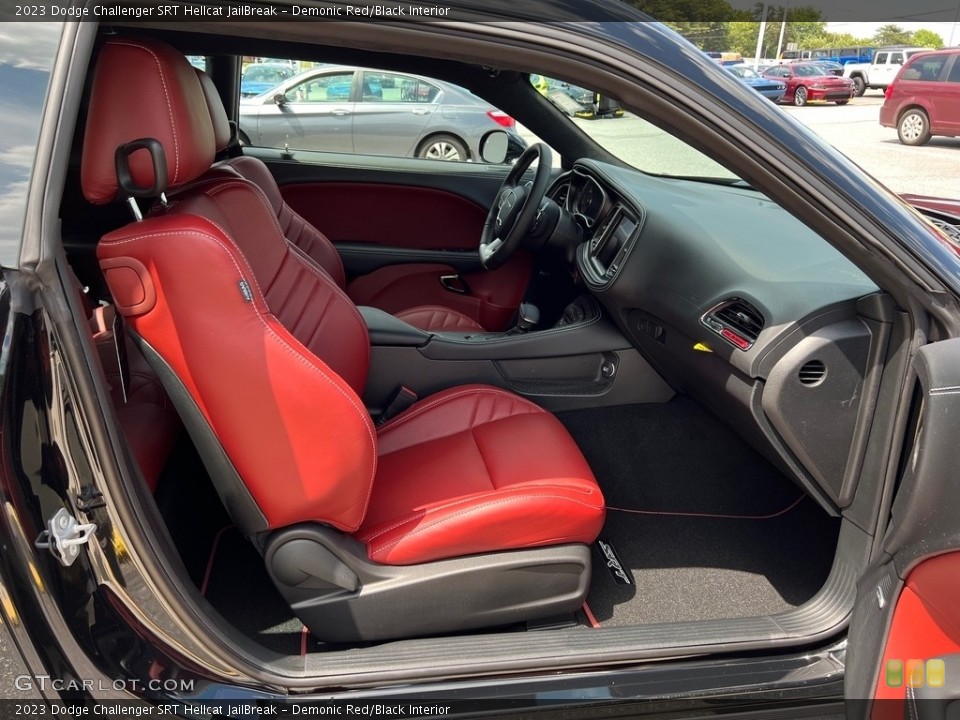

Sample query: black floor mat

[588,500,838,626]
[558,397,803,516]
[559,397,840,627]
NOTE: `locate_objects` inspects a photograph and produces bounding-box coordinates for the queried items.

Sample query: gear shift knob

[516,302,540,332]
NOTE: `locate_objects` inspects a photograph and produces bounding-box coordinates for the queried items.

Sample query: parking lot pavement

[781,94,960,198]
[520,92,960,198]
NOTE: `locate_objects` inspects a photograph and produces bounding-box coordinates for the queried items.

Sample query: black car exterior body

[2,5,960,717]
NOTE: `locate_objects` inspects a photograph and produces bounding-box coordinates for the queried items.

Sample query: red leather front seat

[81,38,604,642]
[195,70,490,333]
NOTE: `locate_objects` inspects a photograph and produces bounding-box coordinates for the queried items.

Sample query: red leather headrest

[81,38,215,205]
[195,69,232,154]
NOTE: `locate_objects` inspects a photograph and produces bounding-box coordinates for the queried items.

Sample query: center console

[360,296,674,415]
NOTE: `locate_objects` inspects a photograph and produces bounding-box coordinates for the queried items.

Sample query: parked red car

[763,62,857,106]
[880,48,960,145]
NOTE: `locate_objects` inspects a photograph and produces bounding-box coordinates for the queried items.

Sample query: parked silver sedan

[238,65,525,162]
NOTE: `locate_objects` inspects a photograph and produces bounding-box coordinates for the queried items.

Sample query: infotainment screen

[597,214,637,268]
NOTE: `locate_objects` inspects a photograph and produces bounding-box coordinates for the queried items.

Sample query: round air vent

[799,360,826,386]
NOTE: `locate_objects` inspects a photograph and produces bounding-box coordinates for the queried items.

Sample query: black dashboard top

[556,159,879,378]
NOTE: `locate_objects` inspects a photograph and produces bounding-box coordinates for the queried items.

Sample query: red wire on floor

[200,525,234,597]
[581,602,601,629]
[606,494,806,521]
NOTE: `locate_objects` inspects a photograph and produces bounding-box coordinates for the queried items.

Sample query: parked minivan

[880,48,960,145]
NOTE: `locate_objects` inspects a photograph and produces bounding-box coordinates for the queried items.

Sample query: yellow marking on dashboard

[693,343,713,353]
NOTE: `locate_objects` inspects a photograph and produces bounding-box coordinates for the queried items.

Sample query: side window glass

[890,53,904,65]
[947,59,960,84]
[238,58,522,164]
[906,56,948,82]
[875,53,888,65]
[240,60,297,98]
[284,72,354,103]
[362,72,441,103]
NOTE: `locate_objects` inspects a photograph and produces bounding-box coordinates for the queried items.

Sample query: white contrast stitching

[366,493,605,559]
[110,41,180,184]
[101,225,378,516]
[359,482,599,544]
[376,385,543,435]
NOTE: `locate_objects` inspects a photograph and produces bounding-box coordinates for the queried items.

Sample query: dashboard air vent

[550,181,570,208]
[701,298,765,350]
[799,360,826,386]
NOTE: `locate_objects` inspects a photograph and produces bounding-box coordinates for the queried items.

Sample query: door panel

[280,182,487,250]
[846,337,960,714]
[872,553,960,704]
[347,256,531,332]
[938,58,960,135]
[264,157,535,330]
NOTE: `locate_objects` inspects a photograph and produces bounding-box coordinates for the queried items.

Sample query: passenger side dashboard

[553,159,891,513]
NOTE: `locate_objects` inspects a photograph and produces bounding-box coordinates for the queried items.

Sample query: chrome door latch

[35,508,97,567]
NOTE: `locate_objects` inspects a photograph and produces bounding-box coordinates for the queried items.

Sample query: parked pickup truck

[844,46,932,96]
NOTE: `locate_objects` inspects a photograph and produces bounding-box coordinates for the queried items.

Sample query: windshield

[244,65,294,84]
[793,65,828,77]
[728,66,759,79]
[529,74,740,182]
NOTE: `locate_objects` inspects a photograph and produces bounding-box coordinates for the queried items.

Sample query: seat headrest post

[125,197,143,223]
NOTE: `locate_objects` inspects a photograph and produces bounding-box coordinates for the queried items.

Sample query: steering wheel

[479,143,554,270]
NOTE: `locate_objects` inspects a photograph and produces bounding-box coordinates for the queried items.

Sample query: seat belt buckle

[378,386,418,425]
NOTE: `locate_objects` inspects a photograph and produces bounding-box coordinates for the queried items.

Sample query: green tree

[666,22,731,51]
[627,0,744,22]
[873,24,912,46]
[723,12,826,58]
[910,29,944,49]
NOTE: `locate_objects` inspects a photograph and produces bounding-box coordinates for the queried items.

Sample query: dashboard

[549,159,887,511]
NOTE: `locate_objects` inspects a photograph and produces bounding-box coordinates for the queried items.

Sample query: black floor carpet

[558,397,840,627]
[156,436,319,654]
[201,527,321,655]
[164,395,840,649]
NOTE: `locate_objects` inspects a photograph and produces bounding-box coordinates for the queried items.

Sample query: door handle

[332,109,352,116]
[411,109,430,116]
[440,274,470,294]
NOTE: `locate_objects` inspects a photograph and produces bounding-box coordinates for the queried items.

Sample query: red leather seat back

[83,39,376,532]
[195,70,347,289]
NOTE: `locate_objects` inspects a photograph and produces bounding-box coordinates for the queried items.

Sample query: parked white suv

[844,46,932,96]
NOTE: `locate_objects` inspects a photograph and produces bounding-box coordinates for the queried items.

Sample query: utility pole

[754,4,769,66]
[775,7,789,64]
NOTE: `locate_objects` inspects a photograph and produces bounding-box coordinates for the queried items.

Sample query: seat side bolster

[98,213,377,531]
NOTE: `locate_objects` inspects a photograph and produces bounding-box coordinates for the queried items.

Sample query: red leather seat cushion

[356,385,605,565]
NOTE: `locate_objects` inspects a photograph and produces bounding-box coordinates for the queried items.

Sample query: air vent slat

[799,360,826,385]
[703,299,765,350]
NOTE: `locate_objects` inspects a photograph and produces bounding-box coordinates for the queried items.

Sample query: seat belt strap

[377,386,418,425]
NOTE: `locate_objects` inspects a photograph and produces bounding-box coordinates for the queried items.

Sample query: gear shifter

[513,302,540,333]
